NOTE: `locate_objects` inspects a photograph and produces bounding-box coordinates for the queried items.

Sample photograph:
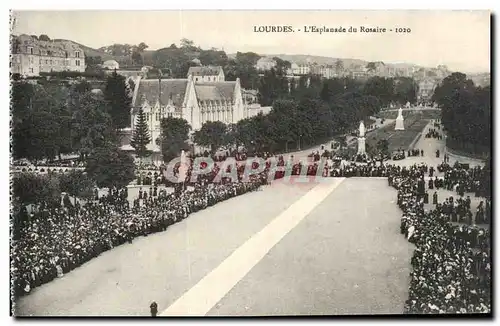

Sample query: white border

[2,2,497,326]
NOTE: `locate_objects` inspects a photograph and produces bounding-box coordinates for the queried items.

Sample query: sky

[11,10,491,73]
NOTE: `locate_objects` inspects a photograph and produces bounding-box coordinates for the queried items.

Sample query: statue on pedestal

[357,121,366,155]
[395,107,405,131]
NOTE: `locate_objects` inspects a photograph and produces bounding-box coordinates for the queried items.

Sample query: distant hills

[44,37,489,77]
[230,53,420,70]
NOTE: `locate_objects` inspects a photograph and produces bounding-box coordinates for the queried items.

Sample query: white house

[187,66,225,83]
[102,60,119,70]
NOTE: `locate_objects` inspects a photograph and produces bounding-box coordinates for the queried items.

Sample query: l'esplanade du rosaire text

[253,25,411,34]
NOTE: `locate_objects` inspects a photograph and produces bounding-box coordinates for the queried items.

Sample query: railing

[10,166,86,174]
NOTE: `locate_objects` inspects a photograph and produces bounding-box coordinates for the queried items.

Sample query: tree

[130,107,152,160]
[193,121,228,154]
[104,71,132,129]
[363,76,395,107]
[11,82,72,162]
[180,38,196,50]
[199,49,228,66]
[335,60,344,75]
[70,90,116,160]
[137,42,149,52]
[131,50,143,65]
[366,62,377,73]
[39,34,51,41]
[85,55,103,66]
[433,72,490,156]
[394,77,417,105]
[12,173,61,206]
[59,170,95,200]
[86,144,135,189]
[157,117,191,162]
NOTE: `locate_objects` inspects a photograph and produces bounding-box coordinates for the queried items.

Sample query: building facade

[126,73,245,156]
[290,63,310,75]
[187,66,225,83]
[417,77,439,103]
[255,57,277,71]
[11,34,85,76]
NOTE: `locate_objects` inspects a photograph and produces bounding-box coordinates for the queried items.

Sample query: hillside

[244,53,421,70]
[47,39,486,76]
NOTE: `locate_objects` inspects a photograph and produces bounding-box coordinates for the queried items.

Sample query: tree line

[12,71,137,209]
[432,72,491,157]
[130,71,417,162]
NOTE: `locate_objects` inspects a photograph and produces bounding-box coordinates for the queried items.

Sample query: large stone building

[290,63,310,75]
[124,70,245,161]
[10,34,85,76]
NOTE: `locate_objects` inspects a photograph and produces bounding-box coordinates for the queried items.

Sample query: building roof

[103,60,119,66]
[187,66,223,77]
[13,34,84,58]
[194,82,236,102]
[132,79,188,109]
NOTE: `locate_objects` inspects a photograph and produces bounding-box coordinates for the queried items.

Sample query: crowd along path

[16,177,414,316]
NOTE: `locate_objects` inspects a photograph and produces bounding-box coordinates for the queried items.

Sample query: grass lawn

[364,114,430,153]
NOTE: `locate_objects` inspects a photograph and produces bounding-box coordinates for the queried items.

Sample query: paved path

[382,107,440,112]
[15,178,413,316]
[285,118,395,160]
[385,120,484,170]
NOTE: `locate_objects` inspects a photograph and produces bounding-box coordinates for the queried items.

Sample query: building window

[75,51,80,58]
[39,58,42,64]
[168,113,173,118]
[29,68,33,73]
[45,60,48,64]
[28,47,33,55]
[49,60,53,65]
[76,60,80,66]
[29,57,33,64]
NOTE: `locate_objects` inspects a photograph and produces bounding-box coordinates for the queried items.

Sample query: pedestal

[395,117,405,131]
[357,137,366,155]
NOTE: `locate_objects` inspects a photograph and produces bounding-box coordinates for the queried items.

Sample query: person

[432,191,438,205]
[150,301,158,317]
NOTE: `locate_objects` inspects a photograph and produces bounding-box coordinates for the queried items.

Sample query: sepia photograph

[9,9,491,317]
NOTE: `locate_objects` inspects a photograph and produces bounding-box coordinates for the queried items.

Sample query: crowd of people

[407,148,424,157]
[11,175,266,297]
[425,128,443,140]
[12,130,491,315]
[388,164,490,314]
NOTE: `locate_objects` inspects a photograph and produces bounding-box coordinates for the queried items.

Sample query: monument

[357,121,366,155]
[395,107,405,131]
[179,150,188,183]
